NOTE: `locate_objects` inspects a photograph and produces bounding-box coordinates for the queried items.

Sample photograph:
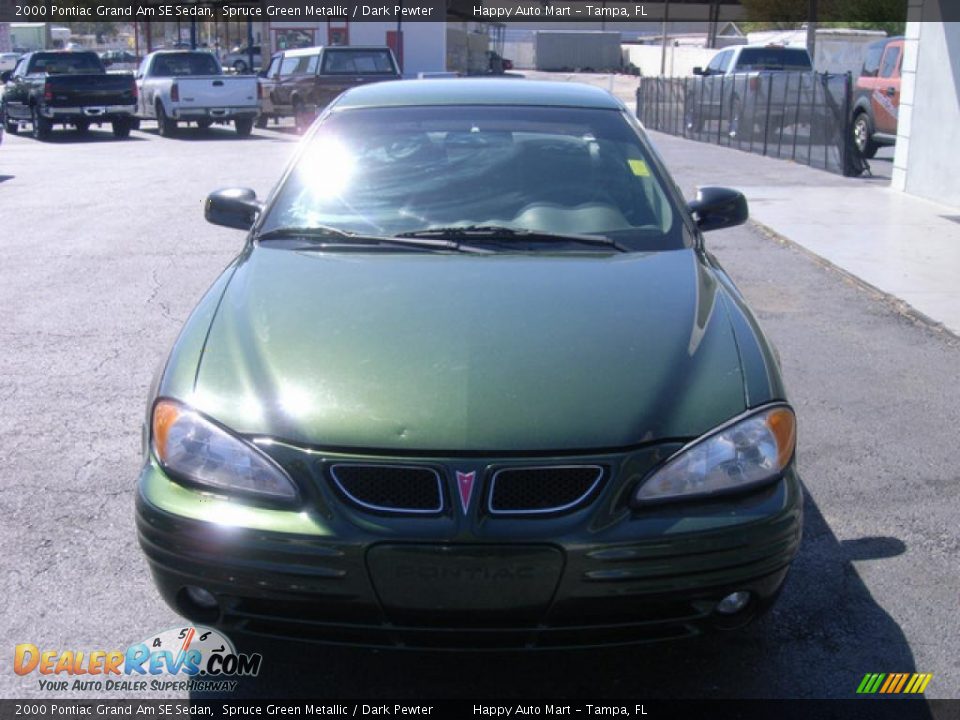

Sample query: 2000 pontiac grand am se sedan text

[136,79,802,649]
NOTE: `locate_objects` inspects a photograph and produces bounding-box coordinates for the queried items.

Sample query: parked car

[224,45,261,74]
[0,52,21,73]
[100,50,140,71]
[686,44,814,138]
[486,50,514,74]
[135,50,259,137]
[1,51,137,140]
[256,46,400,132]
[852,36,903,159]
[137,79,801,649]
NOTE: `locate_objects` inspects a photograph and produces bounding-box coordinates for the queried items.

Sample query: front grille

[489,465,604,515]
[330,464,443,514]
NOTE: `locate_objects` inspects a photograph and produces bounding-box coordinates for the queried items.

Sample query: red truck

[257,46,401,133]
[852,37,903,158]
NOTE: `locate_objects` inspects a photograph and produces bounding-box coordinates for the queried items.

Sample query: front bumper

[137,455,802,650]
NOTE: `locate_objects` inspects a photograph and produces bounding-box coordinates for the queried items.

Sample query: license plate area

[367,544,564,626]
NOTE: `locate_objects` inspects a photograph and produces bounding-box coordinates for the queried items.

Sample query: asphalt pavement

[0,118,957,703]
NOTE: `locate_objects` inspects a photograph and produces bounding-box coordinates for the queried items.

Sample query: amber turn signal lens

[152,400,181,463]
[765,407,797,469]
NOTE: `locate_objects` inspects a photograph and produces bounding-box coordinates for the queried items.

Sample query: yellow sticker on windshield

[628,159,651,176]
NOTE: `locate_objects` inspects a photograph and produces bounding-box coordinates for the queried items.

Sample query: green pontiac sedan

[136,79,802,649]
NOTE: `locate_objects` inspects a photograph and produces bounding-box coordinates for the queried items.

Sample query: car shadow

[188,489,931,706]
[0,175,13,184]
[259,125,301,137]
[136,126,269,142]
[20,130,146,144]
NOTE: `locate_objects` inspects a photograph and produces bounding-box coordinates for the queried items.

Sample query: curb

[748,219,960,343]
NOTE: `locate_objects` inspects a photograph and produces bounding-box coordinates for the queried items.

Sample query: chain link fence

[636,72,869,177]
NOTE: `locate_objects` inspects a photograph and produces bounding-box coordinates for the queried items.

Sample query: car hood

[190,247,746,452]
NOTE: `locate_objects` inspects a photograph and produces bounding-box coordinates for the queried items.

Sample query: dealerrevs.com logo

[14,626,261,693]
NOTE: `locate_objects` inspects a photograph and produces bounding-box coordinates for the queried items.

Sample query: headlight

[633,405,796,505]
[152,399,299,502]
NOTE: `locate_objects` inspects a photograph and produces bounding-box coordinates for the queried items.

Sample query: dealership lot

[0,121,957,700]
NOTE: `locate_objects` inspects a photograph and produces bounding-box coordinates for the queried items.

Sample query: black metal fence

[636,72,868,177]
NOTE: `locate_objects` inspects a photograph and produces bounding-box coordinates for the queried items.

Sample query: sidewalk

[525,70,960,336]
[648,131,960,337]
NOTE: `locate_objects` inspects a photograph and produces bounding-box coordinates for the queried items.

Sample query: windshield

[260,105,686,252]
[29,52,104,74]
[321,49,397,74]
[151,52,221,77]
[734,48,812,72]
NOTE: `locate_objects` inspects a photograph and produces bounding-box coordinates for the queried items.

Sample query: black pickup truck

[1,51,137,140]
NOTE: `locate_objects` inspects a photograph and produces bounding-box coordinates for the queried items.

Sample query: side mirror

[0,71,12,83]
[692,66,705,76]
[688,187,748,233]
[205,188,263,230]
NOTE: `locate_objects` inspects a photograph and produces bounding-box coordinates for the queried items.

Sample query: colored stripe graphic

[856,674,874,694]
[905,673,934,694]
[857,673,933,694]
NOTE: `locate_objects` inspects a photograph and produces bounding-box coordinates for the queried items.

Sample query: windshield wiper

[256,225,355,241]
[395,225,629,253]
[255,226,491,254]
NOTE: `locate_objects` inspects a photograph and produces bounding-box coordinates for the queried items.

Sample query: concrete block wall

[892,10,960,209]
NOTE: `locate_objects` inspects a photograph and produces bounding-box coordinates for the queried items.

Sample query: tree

[741,0,906,32]
[64,22,119,39]
[825,0,907,35]
[740,0,839,25]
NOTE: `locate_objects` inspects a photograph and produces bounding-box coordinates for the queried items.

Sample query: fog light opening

[176,586,221,623]
[716,591,752,616]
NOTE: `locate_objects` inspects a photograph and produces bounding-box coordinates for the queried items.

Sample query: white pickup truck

[135,50,259,137]
[686,44,816,138]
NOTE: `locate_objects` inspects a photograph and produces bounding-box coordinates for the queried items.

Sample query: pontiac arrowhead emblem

[456,471,476,513]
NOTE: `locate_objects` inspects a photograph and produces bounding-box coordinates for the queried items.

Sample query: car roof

[334,79,623,110]
[150,49,214,54]
[736,43,811,51]
[31,49,97,55]
[282,45,392,57]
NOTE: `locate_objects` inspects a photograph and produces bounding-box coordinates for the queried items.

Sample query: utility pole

[44,0,53,48]
[659,0,671,76]
[396,0,403,72]
[247,20,255,72]
[707,0,720,49]
[806,0,818,60]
